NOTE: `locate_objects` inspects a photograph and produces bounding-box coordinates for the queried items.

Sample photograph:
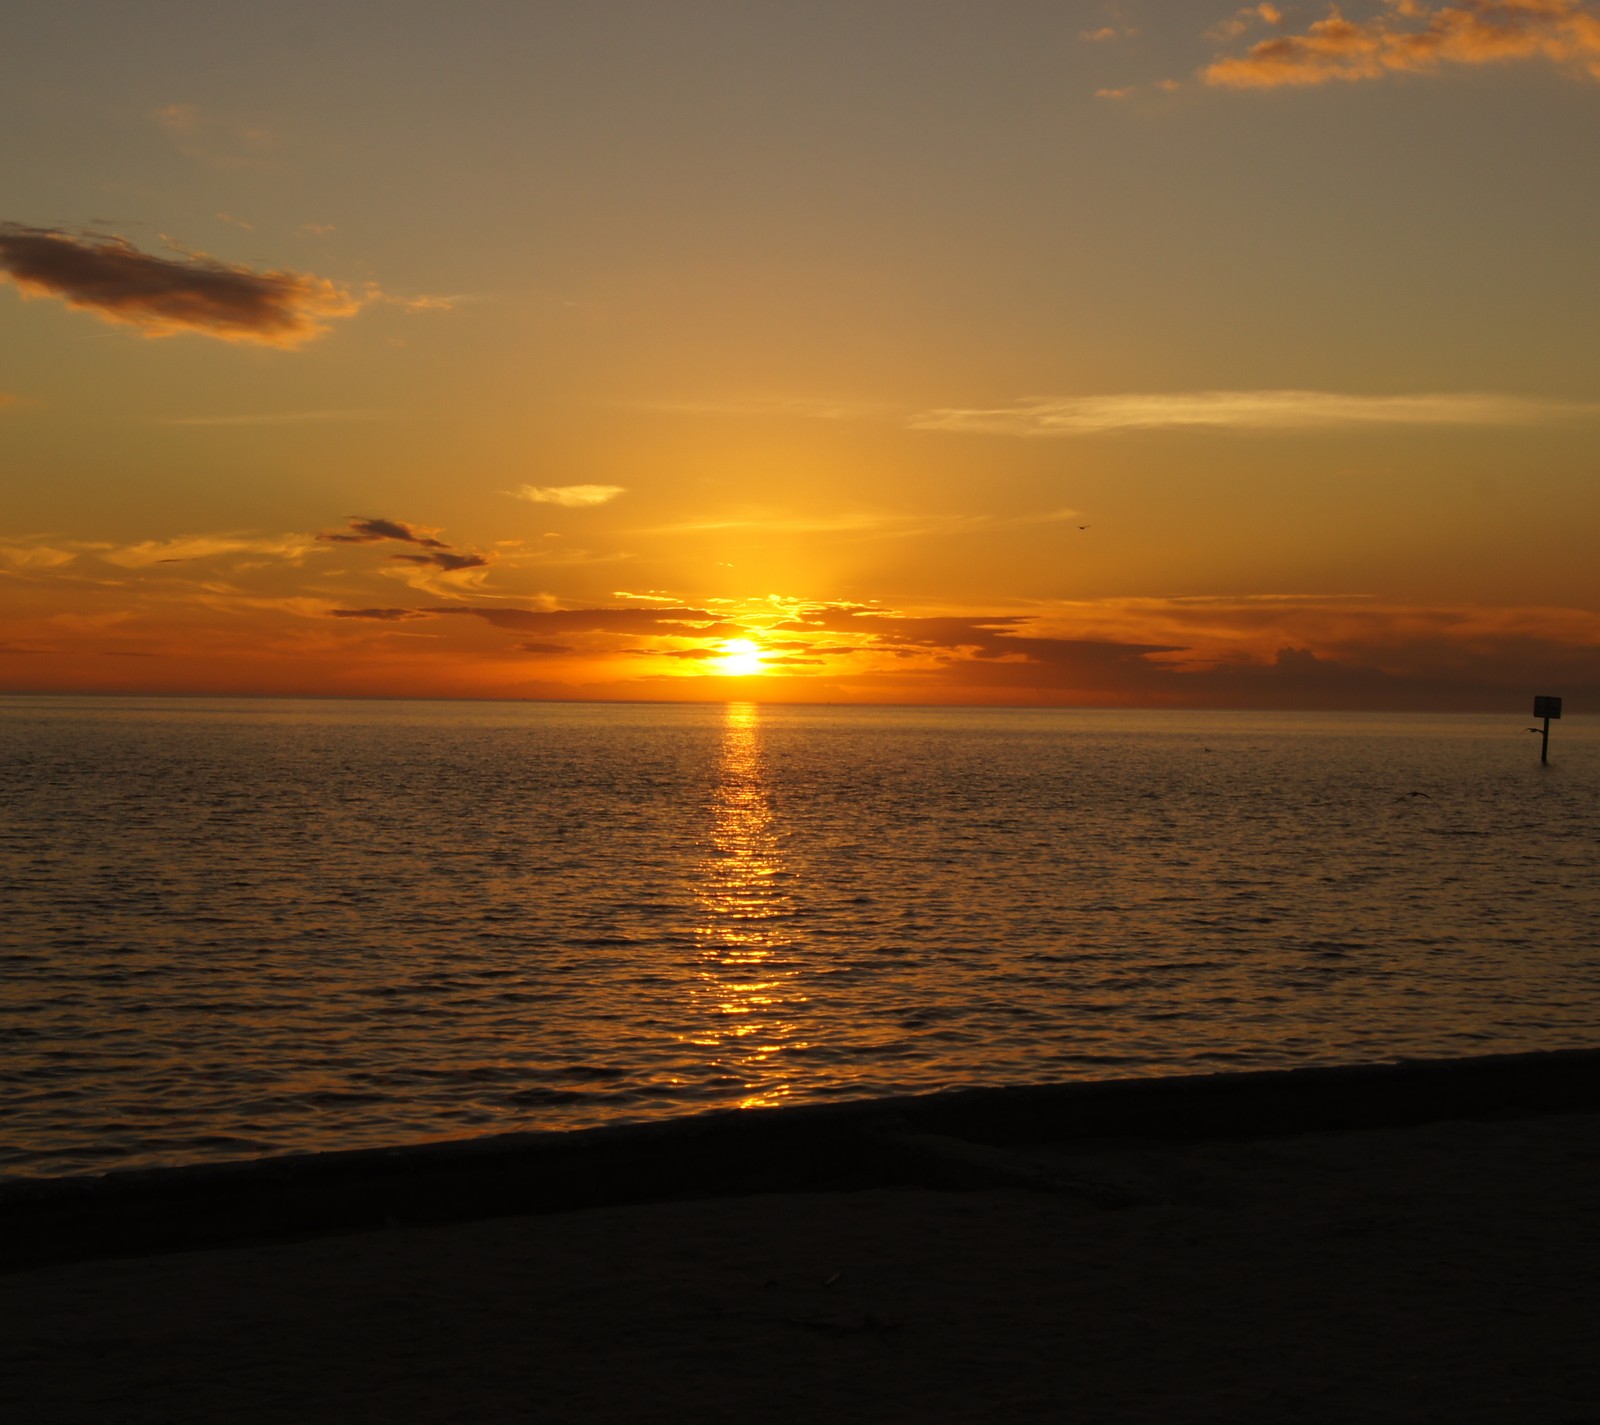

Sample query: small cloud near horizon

[0,224,361,346]
[510,484,626,507]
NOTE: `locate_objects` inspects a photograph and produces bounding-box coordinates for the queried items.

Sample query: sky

[3,0,1598,709]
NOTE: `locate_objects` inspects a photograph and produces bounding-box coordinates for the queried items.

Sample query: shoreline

[8,1045,1600,1272]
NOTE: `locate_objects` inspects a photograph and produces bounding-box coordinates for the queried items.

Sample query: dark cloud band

[318,516,490,573]
[0,224,360,346]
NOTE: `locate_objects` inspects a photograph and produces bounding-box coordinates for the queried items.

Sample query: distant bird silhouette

[1397,790,1432,799]
[1078,525,1091,530]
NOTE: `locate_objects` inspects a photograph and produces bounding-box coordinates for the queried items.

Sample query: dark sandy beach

[5,1054,1600,1423]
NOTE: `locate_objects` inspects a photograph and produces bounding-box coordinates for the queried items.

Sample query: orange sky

[4,2,1599,710]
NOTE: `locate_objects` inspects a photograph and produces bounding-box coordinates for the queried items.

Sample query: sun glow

[714,638,766,677]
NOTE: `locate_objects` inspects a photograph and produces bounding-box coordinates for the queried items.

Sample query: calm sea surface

[2,696,1597,1178]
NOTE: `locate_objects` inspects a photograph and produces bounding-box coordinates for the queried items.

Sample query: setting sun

[715,639,766,677]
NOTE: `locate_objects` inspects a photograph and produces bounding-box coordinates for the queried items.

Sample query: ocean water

[2,695,1597,1179]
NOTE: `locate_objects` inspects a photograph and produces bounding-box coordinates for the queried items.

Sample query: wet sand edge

[7,1045,1600,1271]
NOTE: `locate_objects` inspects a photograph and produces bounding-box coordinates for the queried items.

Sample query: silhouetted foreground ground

[5,1054,1600,1422]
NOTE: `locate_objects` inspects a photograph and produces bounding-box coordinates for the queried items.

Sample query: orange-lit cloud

[749,597,1600,709]
[3,576,1595,710]
[910,389,1600,435]
[5,517,1597,710]
[510,484,627,506]
[1205,0,1600,89]
[0,225,361,346]
[1208,4,1285,41]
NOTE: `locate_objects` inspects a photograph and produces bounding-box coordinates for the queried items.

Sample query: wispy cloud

[640,507,1081,538]
[158,409,396,427]
[0,542,78,571]
[626,396,891,421]
[1205,0,1600,89]
[0,531,326,577]
[910,390,1600,436]
[99,534,316,568]
[369,289,461,314]
[509,484,626,507]
[0,225,361,346]
[328,608,433,622]
[152,102,283,172]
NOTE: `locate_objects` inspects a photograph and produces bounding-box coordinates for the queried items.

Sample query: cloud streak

[640,508,1082,539]
[0,225,361,346]
[1205,0,1600,89]
[437,606,740,637]
[910,390,1600,436]
[158,409,396,427]
[626,396,893,422]
[100,534,316,568]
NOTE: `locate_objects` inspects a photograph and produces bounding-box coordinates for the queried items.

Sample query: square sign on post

[1533,696,1563,720]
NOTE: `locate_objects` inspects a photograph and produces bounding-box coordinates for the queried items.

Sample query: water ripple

[2,696,1598,1177]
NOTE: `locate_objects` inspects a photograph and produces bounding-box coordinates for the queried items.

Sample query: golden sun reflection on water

[688,702,810,1109]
